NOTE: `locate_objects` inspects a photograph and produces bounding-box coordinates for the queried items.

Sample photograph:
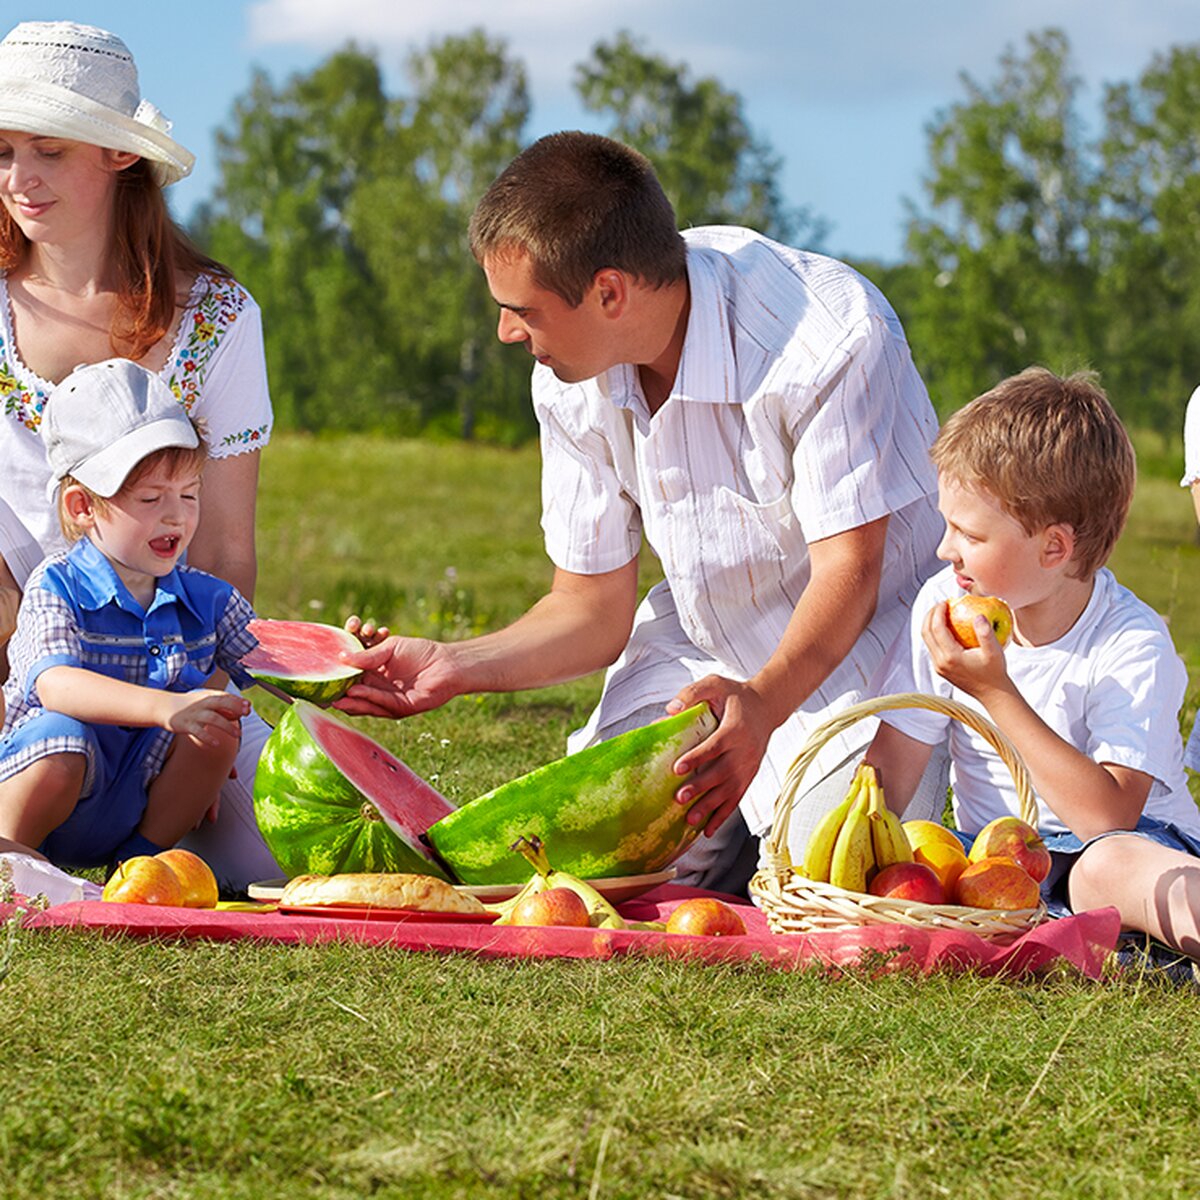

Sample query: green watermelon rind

[247,669,361,706]
[426,703,718,885]
[252,702,451,880]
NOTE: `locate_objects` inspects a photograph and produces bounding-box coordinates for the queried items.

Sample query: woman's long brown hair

[0,156,232,361]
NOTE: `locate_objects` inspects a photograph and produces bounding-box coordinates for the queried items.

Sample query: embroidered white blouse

[0,272,273,583]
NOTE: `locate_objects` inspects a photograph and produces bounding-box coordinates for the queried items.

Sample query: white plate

[247,868,676,905]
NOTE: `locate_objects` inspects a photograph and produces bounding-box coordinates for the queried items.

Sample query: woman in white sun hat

[0,21,280,891]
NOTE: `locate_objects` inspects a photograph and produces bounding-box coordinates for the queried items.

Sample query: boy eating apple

[864,367,1200,968]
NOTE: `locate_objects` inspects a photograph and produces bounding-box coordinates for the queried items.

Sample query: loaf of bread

[278,872,486,914]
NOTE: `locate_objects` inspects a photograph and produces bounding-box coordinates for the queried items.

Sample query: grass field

[3,435,1200,1200]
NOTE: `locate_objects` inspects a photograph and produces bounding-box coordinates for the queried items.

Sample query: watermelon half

[426,703,719,885]
[253,700,455,879]
[241,619,363,704]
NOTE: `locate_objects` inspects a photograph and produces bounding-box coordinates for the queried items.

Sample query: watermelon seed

[359,802,382,822]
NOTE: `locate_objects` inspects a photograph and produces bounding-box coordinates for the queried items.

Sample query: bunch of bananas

[800,763,913,892]
[488,834,629,929]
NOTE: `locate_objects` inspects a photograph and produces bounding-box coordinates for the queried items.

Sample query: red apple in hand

[947,595,1014,649]
[867,861,946,904]
[665,897,747,937]
[968,816,1051,883]
[101,856,185,906]
[511,886,591,927]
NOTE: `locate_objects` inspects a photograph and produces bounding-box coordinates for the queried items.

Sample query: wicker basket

[749,692,1048,943]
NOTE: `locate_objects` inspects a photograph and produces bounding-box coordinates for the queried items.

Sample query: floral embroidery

[167,279,249,414]
[0,342,43,430]
[221,424,270,448]
[0,274,253,434]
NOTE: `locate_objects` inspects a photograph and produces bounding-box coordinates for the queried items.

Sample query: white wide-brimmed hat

[0,21,193,186]
[44,359,200,499]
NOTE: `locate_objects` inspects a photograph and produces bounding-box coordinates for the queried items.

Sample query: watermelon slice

[241,619,363,704]
[253,700,455,879]
[426,703,719,885]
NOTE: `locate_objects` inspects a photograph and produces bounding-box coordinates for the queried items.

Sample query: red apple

[511,886,591,927]
[101,856,185,906]
[953,857,1040,910]
[664,897,747,937]
[947,594,1014,649]
[867,861,946,904]
[155,848,219,908]
[967,816,1051,883]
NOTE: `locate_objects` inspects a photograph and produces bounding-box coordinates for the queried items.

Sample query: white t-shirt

[0,272,273,584]
[535,226,943,834]
[874,564,1200,837]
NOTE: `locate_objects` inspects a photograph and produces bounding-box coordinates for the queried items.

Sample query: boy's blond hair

[931,367,1135,580]
[58,437,209,543]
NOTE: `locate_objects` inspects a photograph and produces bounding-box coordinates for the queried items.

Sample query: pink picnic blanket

[10,883,1120,979]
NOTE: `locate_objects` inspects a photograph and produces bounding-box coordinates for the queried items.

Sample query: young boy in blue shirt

[0,359,258,869]
[865,367,1200,965]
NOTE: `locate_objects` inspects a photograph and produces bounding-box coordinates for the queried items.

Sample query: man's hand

[922,600,1014,701]
[334,636,460,718]
[162,689,250,748]
[664,676,775,838]
[344,613,391,648]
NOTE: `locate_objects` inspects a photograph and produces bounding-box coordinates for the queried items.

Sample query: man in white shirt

[342,132,944,892]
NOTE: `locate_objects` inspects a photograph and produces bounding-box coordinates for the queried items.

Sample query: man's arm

[336,559,641,719]
[668,516,890,837]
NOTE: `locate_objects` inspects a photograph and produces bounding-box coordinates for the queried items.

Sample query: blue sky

[10,1,1200,261]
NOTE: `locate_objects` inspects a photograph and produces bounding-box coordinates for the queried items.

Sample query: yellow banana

[867,773,913,870]
[510,835,627,930]
[829,785,874,893]
[801,767,865,882]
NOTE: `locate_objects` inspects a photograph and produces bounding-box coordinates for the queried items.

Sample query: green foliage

[574,31,822,246]
[198,35,536,442]
[902,30,1097,414]
[900,28,1200,440]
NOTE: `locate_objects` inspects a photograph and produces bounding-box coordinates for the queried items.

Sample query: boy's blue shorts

[954,817,1200,919]
[0,710,168,869]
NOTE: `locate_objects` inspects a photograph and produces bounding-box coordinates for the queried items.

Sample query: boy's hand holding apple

[922,599,1015,702]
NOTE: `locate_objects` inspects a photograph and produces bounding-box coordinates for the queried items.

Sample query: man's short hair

[931,366,1135,579]
[468,131,688,306]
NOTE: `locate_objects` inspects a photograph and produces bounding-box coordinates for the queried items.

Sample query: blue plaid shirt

[3,537,258,735]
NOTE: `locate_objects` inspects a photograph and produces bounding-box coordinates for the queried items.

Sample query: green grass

[4,434,1200,1199]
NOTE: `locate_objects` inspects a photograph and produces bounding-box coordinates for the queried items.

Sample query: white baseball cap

[44,359,200,499]
[0,21,193,186]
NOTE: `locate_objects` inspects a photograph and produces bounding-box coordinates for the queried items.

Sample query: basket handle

[763,691,1038,872]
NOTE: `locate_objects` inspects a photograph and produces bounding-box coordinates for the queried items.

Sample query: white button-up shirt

[534,226,943,834]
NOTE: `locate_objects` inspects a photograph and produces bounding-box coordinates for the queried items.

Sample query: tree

[901,30,1097,414]
[575,32,822,246]
[349,30,532,439]
[1093,46,1200,436]
[197,35,534,440]
[199,50,402,432]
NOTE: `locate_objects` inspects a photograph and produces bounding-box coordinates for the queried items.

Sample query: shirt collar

[67,536,201,620]
[603,242,739,420]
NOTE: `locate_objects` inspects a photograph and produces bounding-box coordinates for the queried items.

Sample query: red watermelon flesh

[242,619,363,703]
[306,707,454,847]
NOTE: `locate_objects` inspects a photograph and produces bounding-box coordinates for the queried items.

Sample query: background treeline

[192,28,1200,455]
